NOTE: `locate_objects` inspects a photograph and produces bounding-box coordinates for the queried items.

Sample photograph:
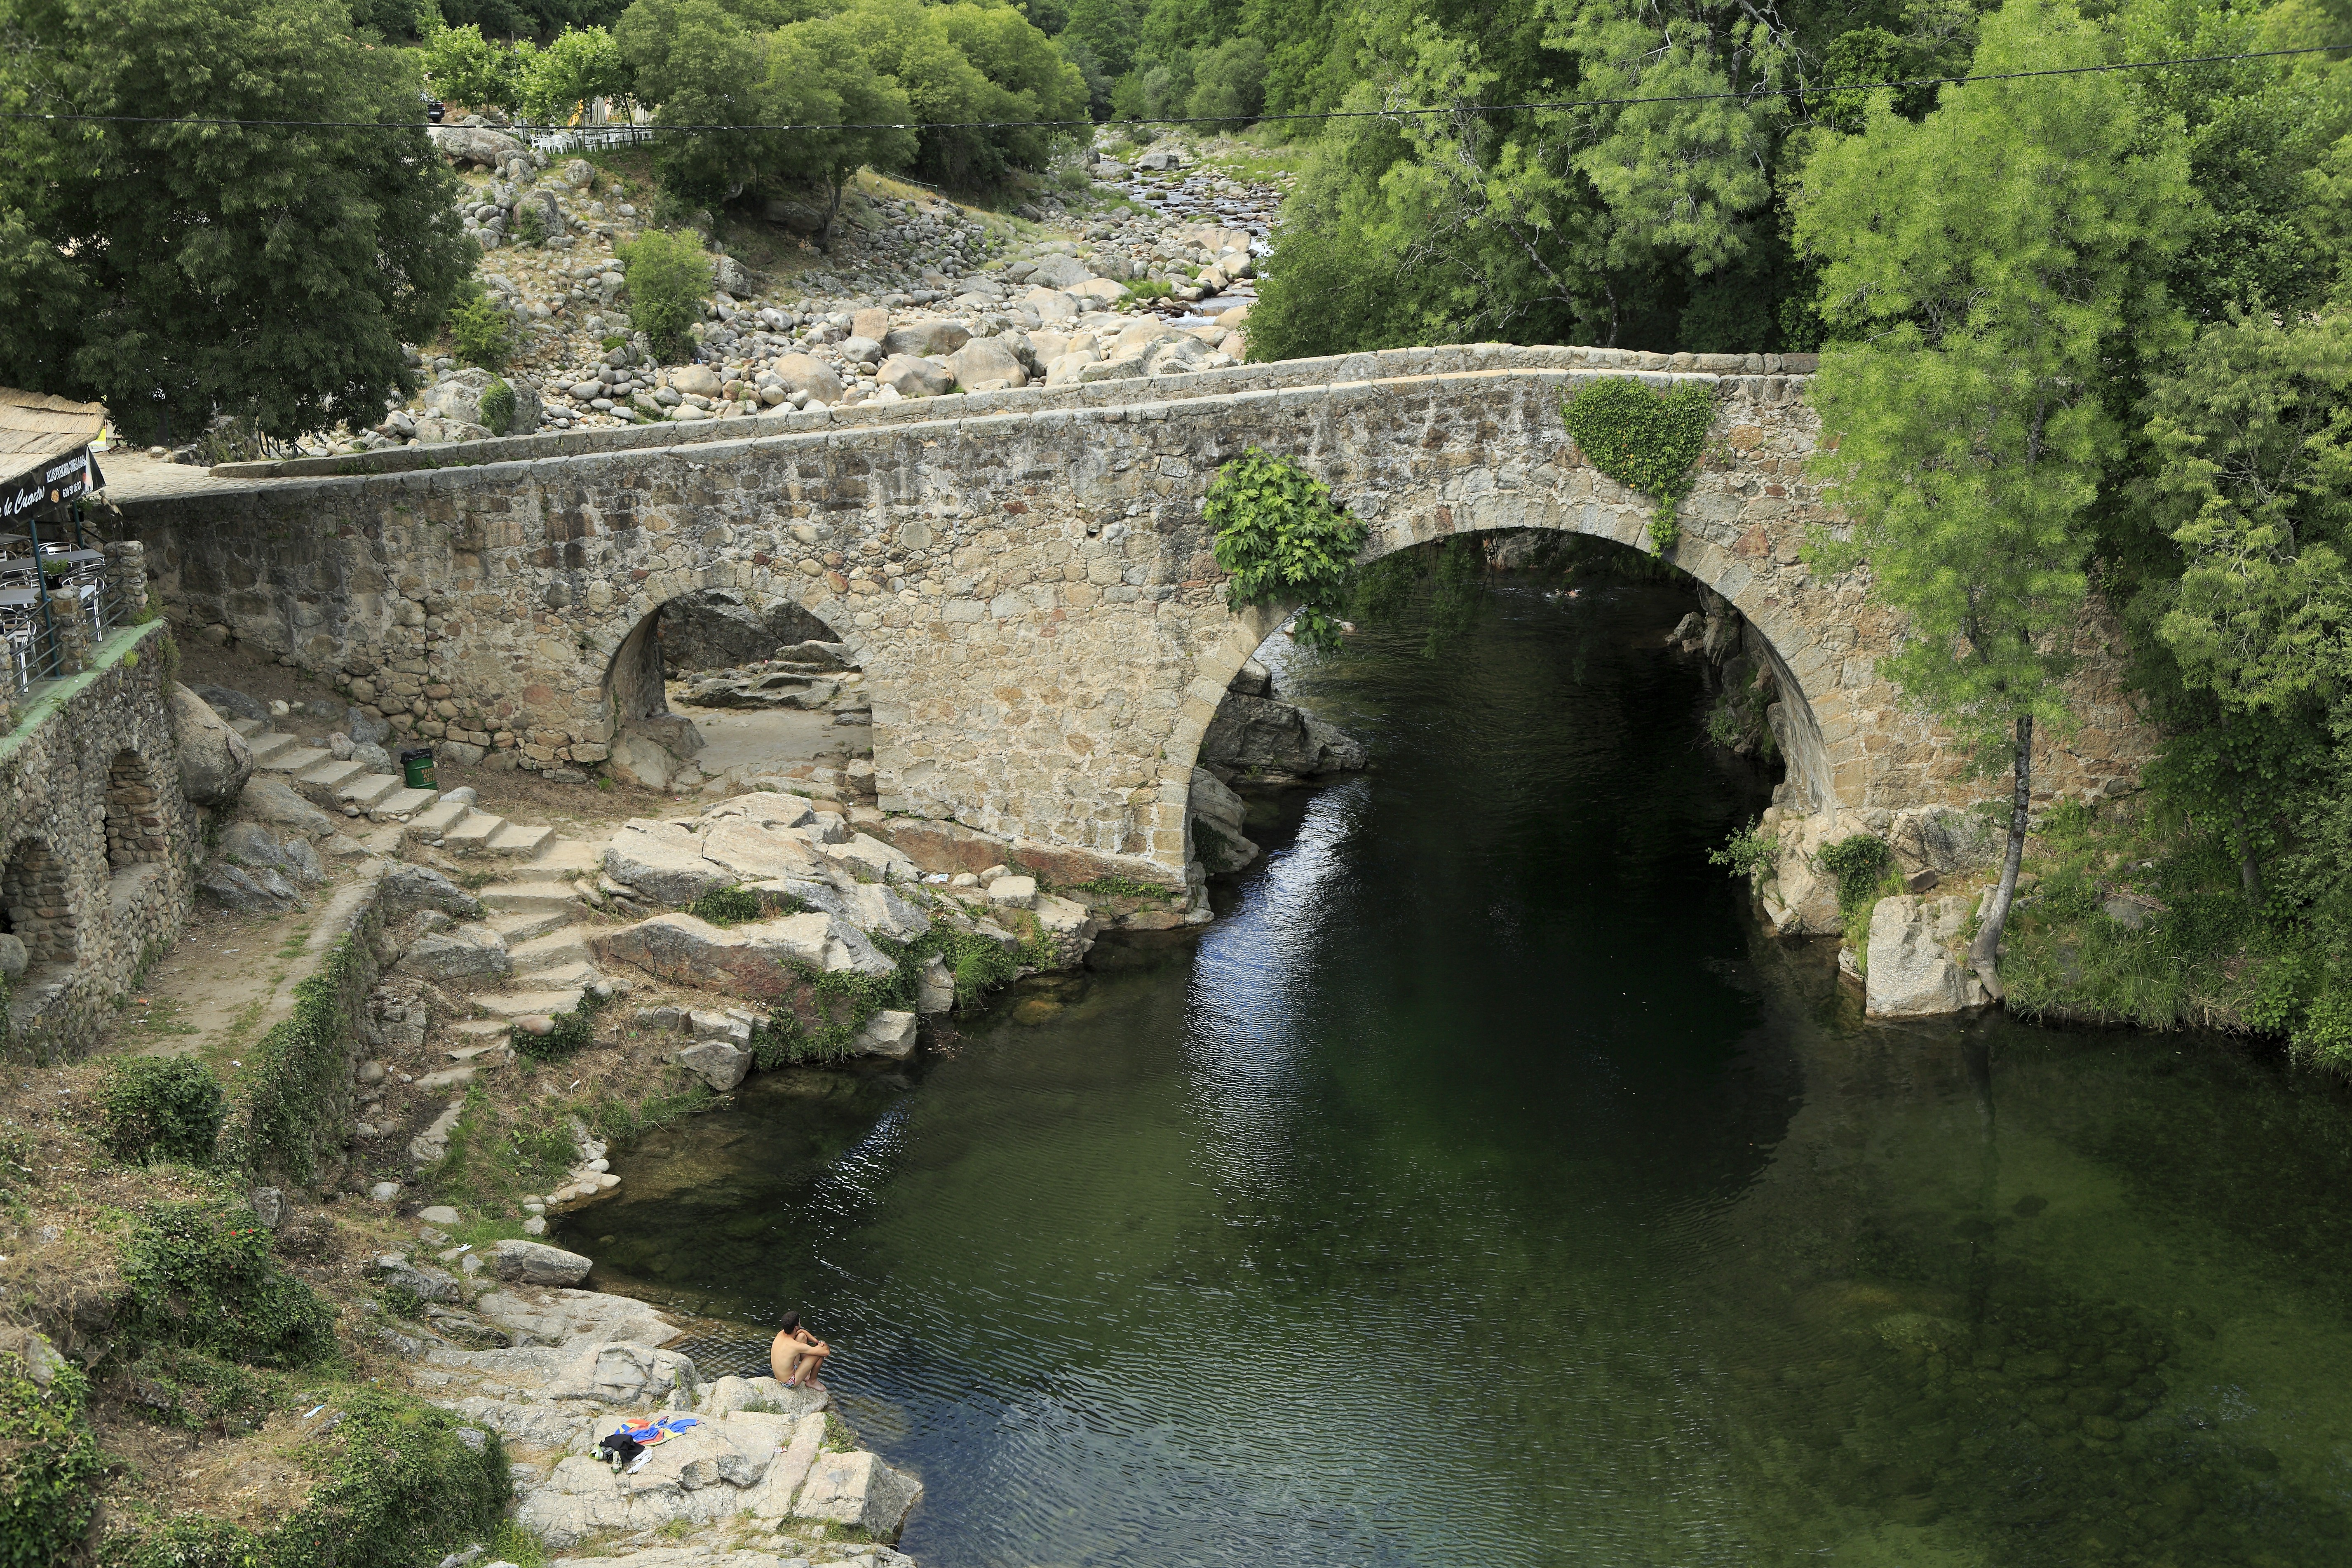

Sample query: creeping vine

[1562,378,1718,552]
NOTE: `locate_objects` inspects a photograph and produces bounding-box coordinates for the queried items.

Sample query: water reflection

[571,583,2352,1567]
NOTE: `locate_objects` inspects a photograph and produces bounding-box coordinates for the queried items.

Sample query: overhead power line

[0,42,2344,136]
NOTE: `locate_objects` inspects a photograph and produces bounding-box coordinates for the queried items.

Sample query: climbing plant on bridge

[1562,378,1718,553]
[1206,449,1367,653]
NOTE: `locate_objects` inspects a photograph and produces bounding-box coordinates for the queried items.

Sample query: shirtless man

[770,1310,832,1389]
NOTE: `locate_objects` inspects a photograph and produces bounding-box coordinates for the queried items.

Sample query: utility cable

[0,42,2343,135]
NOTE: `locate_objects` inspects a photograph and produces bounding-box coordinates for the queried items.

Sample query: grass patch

[421,1083,580,1227]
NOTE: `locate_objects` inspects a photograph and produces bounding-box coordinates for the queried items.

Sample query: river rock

[373,1253,461,1303]
[949,335,1029,389]
[793,1448,924,1537]
[397,924,513,981]
[770,352,844,404]
[875,354,954,398]
[669,364,723,398]
[699,1374,828,1420]
[853,1009,920,1060]
[881,318,971,358]
[1864,894,1989,1018]
[546,1340,702,1406]
[657,591,834,674]
[380,863,485,920]
[491,1238,594,1286]
[1200,692,1368,776]
[171,683,255,805]
[674,1039,752,1090]
[1188,768,1257,872]
[1228,657,1272,698]
[0,935,24,980]
[1026,253,1094,290]
[430,124,528,168]
[421,367,542,437]
[591,911,896,998]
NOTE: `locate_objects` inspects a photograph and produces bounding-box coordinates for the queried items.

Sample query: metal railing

[0,530,132,724]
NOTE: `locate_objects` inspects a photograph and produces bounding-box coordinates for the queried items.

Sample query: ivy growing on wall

[1205,449,1367,653]
[1562,378,1718,552]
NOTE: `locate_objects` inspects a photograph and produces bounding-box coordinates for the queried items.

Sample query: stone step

[416,1064,477,1091]
[371,786,440,818]
[300,757,368,792]
[258,743,328,774]
[229,717,267,739]
[511,960,601,991]
[337,771,403,809]
[447,1019,514,1038]
[446,1040,511,1062]
[440,812,507,855]
[487,820,554,858]
[479,880,582,915]
[406,798,473,843]
[524,836,604,876]
[245,730,298,765]
[508,927,592,972]
[473,987,587,1018]
[490,909,575,944]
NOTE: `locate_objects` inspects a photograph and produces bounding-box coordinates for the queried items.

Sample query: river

[564,580,2352,1567]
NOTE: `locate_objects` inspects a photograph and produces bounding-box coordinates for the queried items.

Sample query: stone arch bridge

[117,344,2150,886]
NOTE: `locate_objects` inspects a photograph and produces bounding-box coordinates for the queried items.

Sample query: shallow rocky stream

[562,580,2352,1567]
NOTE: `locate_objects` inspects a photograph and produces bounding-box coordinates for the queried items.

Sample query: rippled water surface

[570,583,2352,1567]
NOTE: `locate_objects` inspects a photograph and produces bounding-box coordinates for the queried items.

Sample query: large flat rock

[591,912,896,998]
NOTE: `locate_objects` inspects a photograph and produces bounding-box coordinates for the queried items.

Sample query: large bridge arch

[119,344,2154,883]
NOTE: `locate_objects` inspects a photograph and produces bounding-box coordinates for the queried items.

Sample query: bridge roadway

[113,343,2151,884]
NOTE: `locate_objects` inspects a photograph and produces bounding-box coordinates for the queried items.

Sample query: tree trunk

[2232,808,2264,909]
[819,178,845,254]
[1968,713,2033,1002]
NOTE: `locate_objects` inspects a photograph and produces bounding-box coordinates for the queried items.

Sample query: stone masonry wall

[0,618,196,1054]
[117,346,2156,877]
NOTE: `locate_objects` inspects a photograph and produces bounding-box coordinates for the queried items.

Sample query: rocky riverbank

[153,129,1284,462]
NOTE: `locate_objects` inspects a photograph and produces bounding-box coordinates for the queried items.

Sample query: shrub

[1708,818,1780,883]
[1816,834,1894,920]
[447,296,510,372]
[1204,448,1368,653]
[512,204,548,247]
[617,230,712,361]
[119,1198,336,1369]
[0,1350,99,1568]
[516,987,607,1064]
[689,885,766,925]
[479,377,517,437]
[99,1056,225,1166]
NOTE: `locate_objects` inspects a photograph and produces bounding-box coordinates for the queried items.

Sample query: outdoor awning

[0,387,108,523]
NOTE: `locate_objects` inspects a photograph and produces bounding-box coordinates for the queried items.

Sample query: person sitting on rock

[771,1310,832,1389]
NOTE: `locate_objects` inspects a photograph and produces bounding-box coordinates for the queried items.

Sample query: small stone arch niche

[0,837,77,975]
[105,749,169,869]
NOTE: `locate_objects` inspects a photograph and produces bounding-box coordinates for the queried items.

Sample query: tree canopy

[0,0,477,444]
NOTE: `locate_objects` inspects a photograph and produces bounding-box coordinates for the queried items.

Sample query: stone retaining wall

[0,617,195,1054]
[118,346,2156,876]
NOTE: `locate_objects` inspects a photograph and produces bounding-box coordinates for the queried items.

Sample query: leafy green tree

[1187,35,1266,127]
[1062,0,1143,78]
[618,227,712,358]
[1794,0,2193,995]
[519,23,633,122]
[773,13,922,243]
[0,0,477,444]
[426,22,512,108]
[2141,303,2352,904]
[836,0,1085,187]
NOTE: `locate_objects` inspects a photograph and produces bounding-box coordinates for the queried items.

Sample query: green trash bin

[400,747,437,790]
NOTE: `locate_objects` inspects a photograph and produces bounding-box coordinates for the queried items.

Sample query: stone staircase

[451,835,612,1030]
[231,716,551,852]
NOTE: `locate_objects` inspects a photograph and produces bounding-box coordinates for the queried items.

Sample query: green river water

[566,581,2352,1567]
